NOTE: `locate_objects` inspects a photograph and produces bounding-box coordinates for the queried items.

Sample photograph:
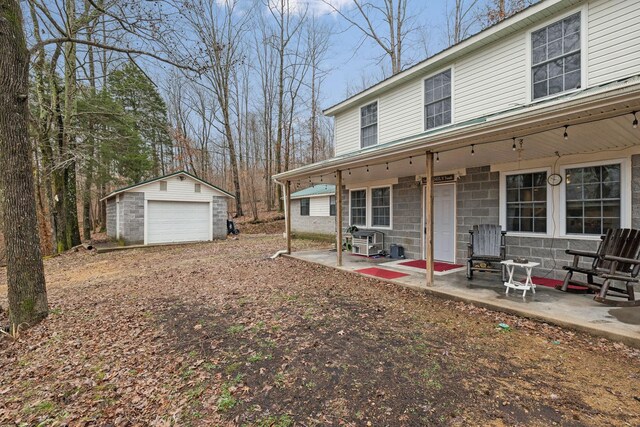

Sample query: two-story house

[274,0,640,283]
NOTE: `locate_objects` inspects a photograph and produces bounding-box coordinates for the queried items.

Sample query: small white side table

[501,260,539,298]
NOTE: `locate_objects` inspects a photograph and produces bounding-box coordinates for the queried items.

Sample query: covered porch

[288,247,640,347]
[275,78,640,285]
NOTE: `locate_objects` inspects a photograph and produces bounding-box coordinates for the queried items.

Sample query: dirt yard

[1,235,639,426]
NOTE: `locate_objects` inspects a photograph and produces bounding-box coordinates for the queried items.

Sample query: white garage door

[147,201,210,244]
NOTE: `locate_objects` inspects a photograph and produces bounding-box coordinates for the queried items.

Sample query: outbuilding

[290,184,336,236]
[103,171,234,245]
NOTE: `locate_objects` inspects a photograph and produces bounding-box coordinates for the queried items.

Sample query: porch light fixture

[563,125,569,140]
[633,112,638,129]
[471,144,475,156]
[512,137,517,151]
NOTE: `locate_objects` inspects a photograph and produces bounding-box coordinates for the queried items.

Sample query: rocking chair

[467,224,507,280]
[558,228,640,307]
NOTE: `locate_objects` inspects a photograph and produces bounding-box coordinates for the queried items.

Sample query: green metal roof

[101,170,235,200]
[291,184,335,199]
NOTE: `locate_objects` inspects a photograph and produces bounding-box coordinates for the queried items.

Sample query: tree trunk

[0,0,48,329]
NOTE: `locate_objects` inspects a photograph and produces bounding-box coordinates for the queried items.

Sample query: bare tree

[445,0,480,46]
[480,0,536,28]
[306,14,331,163]
[0,0,48,330]
[324,0,414,75]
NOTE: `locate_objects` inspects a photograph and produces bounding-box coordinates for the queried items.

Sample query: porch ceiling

[283,87,640,187]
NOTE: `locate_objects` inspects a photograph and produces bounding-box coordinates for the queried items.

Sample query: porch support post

[425,151,434,287]
[285,180,292,254]
[336,170,343,267]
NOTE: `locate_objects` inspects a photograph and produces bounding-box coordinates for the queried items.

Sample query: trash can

[390,244,405,259]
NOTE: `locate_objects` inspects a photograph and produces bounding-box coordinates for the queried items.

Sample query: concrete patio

[287,249,640,348]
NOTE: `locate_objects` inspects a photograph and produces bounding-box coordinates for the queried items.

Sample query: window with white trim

[360,102,378,148]
[371,187,391,227]
[300,198,310,216]
[505,172,547,233]
[531,12,581,100]
[329,196,336,216]
[565,164,621,235]
[350,190,367,226]
[194,183,201,193]
[159,181,167,191]
[424,69,451,129]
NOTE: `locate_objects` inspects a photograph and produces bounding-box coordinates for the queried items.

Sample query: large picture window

[531,12,581,100]
[360,102,378,148]
[424,69,452,129]
[506,172,547,233]
[371,187,391,227]
[300,198,310,216]
[350,190,367,226]
[565,164,621,235]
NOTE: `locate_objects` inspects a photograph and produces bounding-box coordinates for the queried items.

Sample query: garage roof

[101,171,235,200]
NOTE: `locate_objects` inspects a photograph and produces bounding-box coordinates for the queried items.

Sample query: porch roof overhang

[274,76,640,185]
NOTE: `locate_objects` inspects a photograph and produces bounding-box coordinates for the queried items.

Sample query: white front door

[427,183,456,262]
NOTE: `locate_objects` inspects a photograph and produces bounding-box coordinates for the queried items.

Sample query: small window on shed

[160,181,167,191]
[195,183,201,193]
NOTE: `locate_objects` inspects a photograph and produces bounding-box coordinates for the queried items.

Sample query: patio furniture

[501,260,539,298]
[467,224,507,280]
[351,230,384,257]
[558,228,640,307]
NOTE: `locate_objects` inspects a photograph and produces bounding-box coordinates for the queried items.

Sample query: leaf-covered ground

[0,235,639,426]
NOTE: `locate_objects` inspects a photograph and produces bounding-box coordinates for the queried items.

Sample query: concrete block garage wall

[106,198,116,239]
[120,192,144,244]
[212,196,228,239]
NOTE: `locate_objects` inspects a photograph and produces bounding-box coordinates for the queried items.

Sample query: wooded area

[0,0,532,329]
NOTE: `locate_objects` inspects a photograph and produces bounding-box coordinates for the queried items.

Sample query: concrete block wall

[455,166,500,263]
[341,176,422,259]
[106,198,116,239]
[212,196,228,239]
[120,192,144,244]
[291,199,336,235]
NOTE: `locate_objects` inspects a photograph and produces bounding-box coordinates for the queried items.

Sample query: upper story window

[532,12,581,100]
[194,183,201,193]
[159,181,167,191]
[360,102,378,148]
[424,69,451,130]
[300,198,310,216]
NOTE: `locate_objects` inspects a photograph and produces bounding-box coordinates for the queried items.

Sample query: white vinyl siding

[334,108,361,155]
[138,176,227,202]
[310,196,330,217]
[377,78,423,145]
[588,0,640,86]
[455,33,526,122]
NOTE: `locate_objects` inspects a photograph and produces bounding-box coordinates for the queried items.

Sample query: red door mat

[399,260,464,272]
[356,267,409,280]
[531,276,589,292]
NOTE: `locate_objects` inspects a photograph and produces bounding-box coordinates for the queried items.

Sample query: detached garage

[103,171,234,245]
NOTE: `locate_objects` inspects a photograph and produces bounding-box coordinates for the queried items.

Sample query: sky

[298,0,486,108]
